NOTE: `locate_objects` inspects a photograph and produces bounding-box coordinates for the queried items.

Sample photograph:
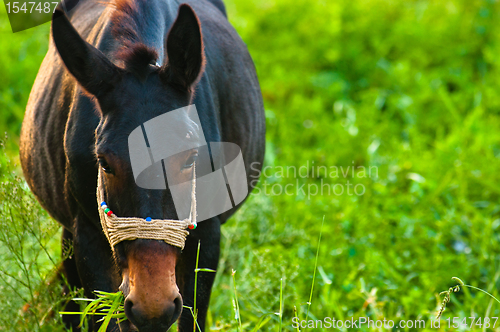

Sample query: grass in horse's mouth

[60,290,127,332]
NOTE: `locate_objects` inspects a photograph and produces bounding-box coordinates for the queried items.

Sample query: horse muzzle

[120,240,183,331]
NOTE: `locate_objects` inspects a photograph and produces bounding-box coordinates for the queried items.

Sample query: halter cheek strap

[96,164,197,250]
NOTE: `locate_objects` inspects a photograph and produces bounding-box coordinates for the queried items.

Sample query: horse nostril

[171,296,183,325]
[124,298,133,319]
[124,298,144,327]
[124,295,183,331]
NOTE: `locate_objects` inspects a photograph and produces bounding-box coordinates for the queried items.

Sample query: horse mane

[109,0,160,77]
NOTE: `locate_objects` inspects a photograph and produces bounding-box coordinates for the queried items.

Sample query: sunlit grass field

[1,0,500,331]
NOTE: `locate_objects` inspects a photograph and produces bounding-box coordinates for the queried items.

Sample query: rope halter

[96,164,197,250]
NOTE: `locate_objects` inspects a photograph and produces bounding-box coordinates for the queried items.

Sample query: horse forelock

[109,0,160,77]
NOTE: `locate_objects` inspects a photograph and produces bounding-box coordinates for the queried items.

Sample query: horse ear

[52,5,121,98]
[160,4,205,91]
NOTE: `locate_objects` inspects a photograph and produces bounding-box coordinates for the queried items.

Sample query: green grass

[0,5,49,151]
[59,290,127,332]
[0,137,67,331]
[2,0,500,331]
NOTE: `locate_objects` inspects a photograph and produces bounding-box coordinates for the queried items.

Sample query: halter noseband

[96,164,197,250]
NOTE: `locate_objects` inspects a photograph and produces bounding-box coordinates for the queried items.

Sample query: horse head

[52,3,204,330]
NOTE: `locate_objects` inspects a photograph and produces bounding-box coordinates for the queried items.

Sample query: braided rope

[96,165,197,250]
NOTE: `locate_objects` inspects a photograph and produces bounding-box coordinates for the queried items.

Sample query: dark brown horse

[19,0,265,330]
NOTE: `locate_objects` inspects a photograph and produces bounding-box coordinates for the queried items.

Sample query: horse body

[20,0,265,330]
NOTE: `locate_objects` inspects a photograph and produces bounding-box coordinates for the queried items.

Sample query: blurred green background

[1,0,500,330]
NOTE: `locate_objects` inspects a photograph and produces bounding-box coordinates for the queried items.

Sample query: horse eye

[183,154,198,169]
[98,157,112,173]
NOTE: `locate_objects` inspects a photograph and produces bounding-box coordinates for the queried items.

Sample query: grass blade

[232,269,243,332]
[193,240,201,332]
[278,277,284,332]
[306,215,324,320]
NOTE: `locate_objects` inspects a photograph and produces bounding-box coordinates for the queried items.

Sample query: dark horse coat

[19,0,265,330]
